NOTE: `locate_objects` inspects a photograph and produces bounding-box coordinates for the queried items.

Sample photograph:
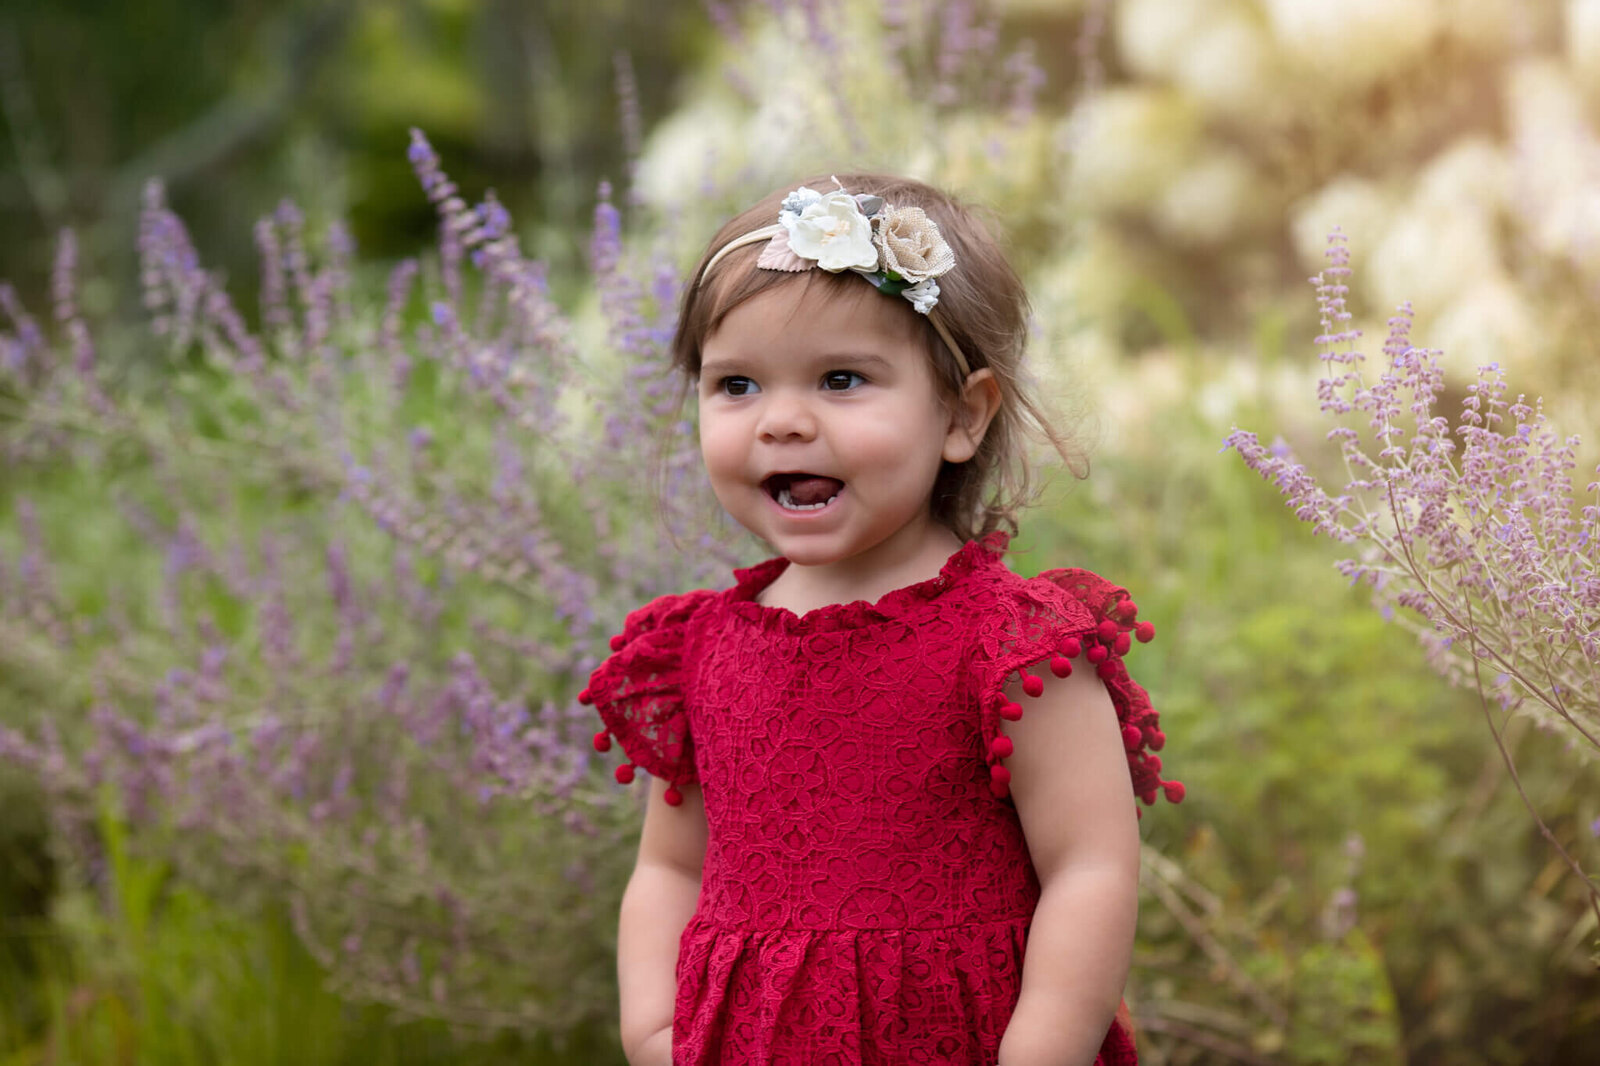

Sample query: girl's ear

[943,368,1003,463]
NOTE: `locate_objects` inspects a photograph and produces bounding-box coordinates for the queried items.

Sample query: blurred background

[2,1,1598,1063]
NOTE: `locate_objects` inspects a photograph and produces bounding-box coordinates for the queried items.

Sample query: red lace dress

[583,534,1181,1066]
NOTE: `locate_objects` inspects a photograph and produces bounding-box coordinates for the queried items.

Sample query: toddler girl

[581,174,1182,1066]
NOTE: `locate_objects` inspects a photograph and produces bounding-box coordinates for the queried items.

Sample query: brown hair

[672,173,1084,542]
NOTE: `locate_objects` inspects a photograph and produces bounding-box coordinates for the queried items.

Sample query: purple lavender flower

[0,124,748,1035]
[1230,229,1600,907]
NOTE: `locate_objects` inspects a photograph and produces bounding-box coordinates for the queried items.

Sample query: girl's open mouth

[763,473,845,512]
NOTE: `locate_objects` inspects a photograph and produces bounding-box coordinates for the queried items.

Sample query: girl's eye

[720,376,759,396]
[821,371,865,391]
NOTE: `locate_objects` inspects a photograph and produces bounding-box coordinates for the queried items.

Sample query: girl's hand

[626,1025,673,1066]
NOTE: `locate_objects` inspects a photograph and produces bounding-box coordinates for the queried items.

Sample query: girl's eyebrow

[819,352,893,373]
[700,352,894,376]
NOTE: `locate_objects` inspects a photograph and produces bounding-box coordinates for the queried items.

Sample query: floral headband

[701,182,971,376]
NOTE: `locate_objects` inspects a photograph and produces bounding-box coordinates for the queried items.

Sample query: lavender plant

[0,3,1429,1058]
[0,0,1085,1036]
[1225,231,1600,920]
[0,131,743,1031]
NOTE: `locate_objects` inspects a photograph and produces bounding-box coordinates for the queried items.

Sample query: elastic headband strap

[699,227,973,378]
[701,225,782,277]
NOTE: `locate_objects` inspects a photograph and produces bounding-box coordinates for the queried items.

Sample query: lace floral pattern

[582,535,1174,1064]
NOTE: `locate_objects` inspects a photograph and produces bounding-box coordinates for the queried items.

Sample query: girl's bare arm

[618,777,709,1066]
[997,664,1142,1066]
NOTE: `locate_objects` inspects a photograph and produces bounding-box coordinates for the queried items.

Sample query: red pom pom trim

[1060,637,1082,658]
[1096,661,1118,680]
[614,763,636,785]
[1086,644,1109,665]
[989,735,1014,759]
[609,634,625,651]
[663,786,684,807]
[1113,632,1132,656]
[1148,729,1166,751]
[1118,599,1139,622]
[1096,619,1120,642]
[578,687,593,705]
[592,730,612,753]
[1163,781,1186,803]
[1134,621,1155,643]
[1021,672,1044,698]
[1049,656,1074,679]
[989,764,1012,786]
[999,701,1024,722]
[1121,725,1143,751]
[990,780,1011,799]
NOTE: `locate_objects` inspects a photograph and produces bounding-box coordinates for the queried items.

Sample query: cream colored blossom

[1572,0,1600,92]
[1506,60,1600,270]
[875,206,955,283]
[1290,177,1395,273]
[1064,88,1201,212]
[782,189,878,272]
[1430,277,1537,377]
[1366,201,1500,318]
[1154,151,1258,246]
[1416,137,1508,215]
[1261,0,1439,93]
[1116,0,1214,80]
[1173,11,1278,118]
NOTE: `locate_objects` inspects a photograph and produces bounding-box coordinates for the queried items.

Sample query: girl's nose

[756,391,817,442]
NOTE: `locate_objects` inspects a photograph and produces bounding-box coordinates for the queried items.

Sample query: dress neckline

[725,531,1010,632]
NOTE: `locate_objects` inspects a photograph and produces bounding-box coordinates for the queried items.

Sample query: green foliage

[1286,931,1401,1066]
[1023,387,1599,1062]
[0,804,623,1065]
[0,0,710,313]
[10,320,1595,1060]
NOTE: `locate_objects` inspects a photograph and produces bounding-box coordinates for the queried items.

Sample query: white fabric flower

[779,186,824,223]
[781,189,879,272]
[904,278,941,315]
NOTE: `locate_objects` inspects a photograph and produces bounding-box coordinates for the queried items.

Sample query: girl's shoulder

[603,585,724,653]
[580,586,729,801]
[962,538,1179,810]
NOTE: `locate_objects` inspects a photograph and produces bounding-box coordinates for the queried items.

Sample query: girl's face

[697,280,977,574]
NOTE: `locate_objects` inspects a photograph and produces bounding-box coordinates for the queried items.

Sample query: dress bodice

[580,534,1176,1065]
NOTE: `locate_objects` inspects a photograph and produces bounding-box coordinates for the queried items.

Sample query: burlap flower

[875,206,956,283]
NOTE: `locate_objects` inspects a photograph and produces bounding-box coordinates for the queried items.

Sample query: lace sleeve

[579,591,712,807]
[975,569,1184,815]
